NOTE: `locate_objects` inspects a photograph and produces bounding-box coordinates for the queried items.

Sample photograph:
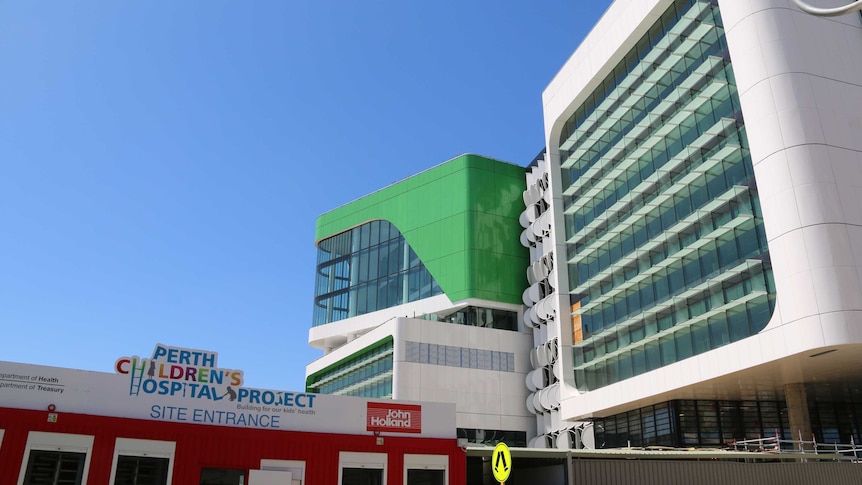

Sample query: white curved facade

[539,0,862,441]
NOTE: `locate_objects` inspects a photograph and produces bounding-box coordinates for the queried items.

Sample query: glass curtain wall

[314,220,442,326]
[306,339,394,398]
[594,399,789,448]
[560,0,775,392]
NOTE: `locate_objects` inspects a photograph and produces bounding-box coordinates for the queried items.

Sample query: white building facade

[306,155,537,446]
[528,0,862,448]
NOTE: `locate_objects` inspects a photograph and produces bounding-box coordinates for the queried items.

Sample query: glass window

[23,450,86,485]
[668,265,685,293]
[657,312,674,332]
[606,355,619,384]
[691,321,711,354]
[717,237,738,267]
[727,307,749,342]
[629,321,645,343]
[307,340,394,397]
[619,352,633,380]
[709,316,730,347]
[654,275,670,302]
[359,224,371,249]
[368,247,379,281]
[700,249,720,278]
[407,469,445,485]
[748,299,772,332]
[659,335,676,366]
[644,316,659,337]
[560,0,774,392]
[644,342,662,370]
[675,327,694,360]
[639,284,655,309]
[736,228,759,259]
[369,221,380,246]
[342,468,383,485]
[682,257,701,285]
[632,348,647,375]
[314,220,442,326]
[114,456,169,485]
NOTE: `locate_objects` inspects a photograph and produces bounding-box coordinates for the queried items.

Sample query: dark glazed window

[313,220,443,326]
[306,338,394,397]
[200,468,245,485]
[564,0,775,392]
[407,469,445,485]
[457,428,527,447]
[594,399,791,448]
[23,450,86,485]
[114,456,169,485]
[342,468,383,485]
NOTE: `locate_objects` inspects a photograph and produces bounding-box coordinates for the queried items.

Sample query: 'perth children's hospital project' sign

[0,343,454,438]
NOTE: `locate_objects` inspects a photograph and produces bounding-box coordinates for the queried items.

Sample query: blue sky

[1,1,611,391]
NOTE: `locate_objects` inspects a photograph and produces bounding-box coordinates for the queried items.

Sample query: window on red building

[200,468,246,485]
[22,450,86,485]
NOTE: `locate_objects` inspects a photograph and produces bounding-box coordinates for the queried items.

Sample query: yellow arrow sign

[492,442,512,483]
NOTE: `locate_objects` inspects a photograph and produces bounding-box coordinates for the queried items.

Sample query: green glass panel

[315,154,528,307]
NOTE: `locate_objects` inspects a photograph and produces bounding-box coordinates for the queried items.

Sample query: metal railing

[728,431,861,462]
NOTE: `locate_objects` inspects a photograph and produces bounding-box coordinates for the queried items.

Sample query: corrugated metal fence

[570,459,862,485]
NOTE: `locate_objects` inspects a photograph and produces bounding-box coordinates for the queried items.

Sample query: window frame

[17,431,94,485]
[108,437,176,485]
[403,454,448,485]
[338,451,387,485]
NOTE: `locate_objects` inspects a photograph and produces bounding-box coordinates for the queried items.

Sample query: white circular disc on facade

[532,435,548,449]
[523,307,539,329]
[553,359,563,380]
[536,346,550,367]
[580,425,595,449]
[540,259,552,279]
[529,185,540,204]
[519,210,530,229]
[534,299,547,321]
[530,307,542,325]
[548,383,561,408]
[531,261,544,282]
[531,392,543,413]
[545,340,556,359]
[526,204,538,222]
[556,432,571,449]
[527,368,544,391]
[522,287,533,307]
[528,283,541,304]
[519,229,530,247]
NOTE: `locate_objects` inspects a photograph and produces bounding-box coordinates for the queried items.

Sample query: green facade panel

[315,154,528,305]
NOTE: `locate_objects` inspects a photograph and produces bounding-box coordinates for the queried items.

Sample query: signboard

[367,402,421,434]
[492,442,512,483]
[0,344,455,439]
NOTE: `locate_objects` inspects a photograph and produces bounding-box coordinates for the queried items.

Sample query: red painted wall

[0,407,465,484]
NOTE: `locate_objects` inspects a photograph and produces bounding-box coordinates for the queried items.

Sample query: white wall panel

[543,0,862,421]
